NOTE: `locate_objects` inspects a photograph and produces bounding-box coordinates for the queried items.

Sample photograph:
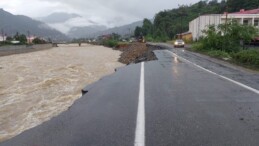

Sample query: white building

[189,14,222,41]
[27,36,36,44]
[0,35,6,42]
[189,9,259,41]
[222,9,259,26]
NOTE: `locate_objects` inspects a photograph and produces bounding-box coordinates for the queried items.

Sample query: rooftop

[230,8,259,14]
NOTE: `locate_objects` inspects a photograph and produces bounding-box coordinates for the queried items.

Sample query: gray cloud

[1,0,201,27]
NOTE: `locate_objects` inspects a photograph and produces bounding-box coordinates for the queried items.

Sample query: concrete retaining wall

[0,44,53,56]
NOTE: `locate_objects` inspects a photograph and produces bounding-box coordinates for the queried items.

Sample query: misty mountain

[92,20,143,38]
[38,12,81,24]
[0,9,68,41]
[37,12,99,34]
[36,12,146,39]
[68,25,107,38]
[70,20,143,38]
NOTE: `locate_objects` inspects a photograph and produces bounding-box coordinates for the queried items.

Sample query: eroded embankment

[115,42,158,64]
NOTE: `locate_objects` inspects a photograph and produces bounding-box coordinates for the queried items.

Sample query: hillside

[0,9,68,41]
[135,0,259,41]
[68,25,107,38]
[36,12,144,39]
[38,12,81,24]
[82,20,143,38]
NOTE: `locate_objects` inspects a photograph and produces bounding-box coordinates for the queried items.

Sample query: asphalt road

[1,44,259,146]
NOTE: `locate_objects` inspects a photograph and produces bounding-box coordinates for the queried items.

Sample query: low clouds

[48,17,100,34]
[1,0,200,27]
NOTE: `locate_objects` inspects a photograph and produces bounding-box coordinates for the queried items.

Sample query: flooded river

[0,44,124,142]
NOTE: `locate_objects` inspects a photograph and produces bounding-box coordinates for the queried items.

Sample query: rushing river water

[0,44,123,142]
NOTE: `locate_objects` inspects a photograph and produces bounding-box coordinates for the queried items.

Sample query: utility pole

[198,13,201,41]
[178,4,184,39]
[225,0,228,34]
[181,14,183,39]
[128,28,131,37]
[1,29,4,43]
[27,31,30,44]
[223,0,228,51]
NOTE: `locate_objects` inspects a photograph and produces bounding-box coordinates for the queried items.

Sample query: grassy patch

[231,49,259,69]
[207,50,231,59]
[191,42,206,52]
[190,43,259,70]
[102,40,119,48]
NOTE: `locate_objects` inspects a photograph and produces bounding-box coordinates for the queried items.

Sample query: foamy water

[0,44,124,142]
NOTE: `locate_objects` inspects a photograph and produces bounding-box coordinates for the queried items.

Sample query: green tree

[142,19,153,36]
[228,0,259,12]
[19,34,27,44]
[6,36,13,41]
[201,21,258,52]
[32,37,46,44]
[134,0,259,42]
[111,33,121,41]
[14,32,27,44]
[134,26,143,37]
[14,32,20,41]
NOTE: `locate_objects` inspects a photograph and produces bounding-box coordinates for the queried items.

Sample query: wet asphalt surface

[154,43,259,90]
[1,44,259,146]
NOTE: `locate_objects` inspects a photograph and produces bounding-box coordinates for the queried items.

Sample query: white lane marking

[134,62,145,146]
[166,50,259,95]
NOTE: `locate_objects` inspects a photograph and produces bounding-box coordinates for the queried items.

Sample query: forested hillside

[135,0,259,41]
[0,9,68,41]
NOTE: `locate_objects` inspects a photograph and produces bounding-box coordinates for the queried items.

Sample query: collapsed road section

[2,43,259,146]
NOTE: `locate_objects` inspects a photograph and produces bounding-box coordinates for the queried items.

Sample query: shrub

[232,49,259,67]
[191,42,206,51]
[207,50,231,59]
[201,21,258,53]
[145,35,154,42]
[103,39,118,48]
[33,37,47,44]
[14,33,27,44]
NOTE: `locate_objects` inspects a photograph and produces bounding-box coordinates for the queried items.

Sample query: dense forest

[135,0,259,41]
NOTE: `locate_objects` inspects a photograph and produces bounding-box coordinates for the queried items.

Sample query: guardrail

[0,44,53,56]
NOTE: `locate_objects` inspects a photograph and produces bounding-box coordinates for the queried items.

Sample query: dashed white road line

[166,50,259,95]
[134,62,145,146]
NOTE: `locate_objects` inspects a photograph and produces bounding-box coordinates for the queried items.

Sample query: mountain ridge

[37,12,81,24]
[69,20,144,38]
[0,9,68,41]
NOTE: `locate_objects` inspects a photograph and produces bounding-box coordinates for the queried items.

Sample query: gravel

[116,42,157,64]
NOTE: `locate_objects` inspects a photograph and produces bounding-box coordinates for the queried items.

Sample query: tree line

[0,32,49,45]
[135,0,259,42]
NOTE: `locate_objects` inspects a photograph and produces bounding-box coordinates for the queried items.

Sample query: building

[222,9,259,26]
[189,9,259,41]
[176,32,192,42]
[189,14,222,41]
[0,35,6,42]
[27,36,36,44]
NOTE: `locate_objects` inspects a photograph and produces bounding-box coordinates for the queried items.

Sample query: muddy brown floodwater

[0,43,124,142]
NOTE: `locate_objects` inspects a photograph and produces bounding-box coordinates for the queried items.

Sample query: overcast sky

[0,0,202,27]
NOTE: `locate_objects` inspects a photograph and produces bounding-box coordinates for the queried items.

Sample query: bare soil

[115,42,157,64]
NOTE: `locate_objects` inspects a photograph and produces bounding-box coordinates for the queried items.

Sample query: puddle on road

[0,44,124,142]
